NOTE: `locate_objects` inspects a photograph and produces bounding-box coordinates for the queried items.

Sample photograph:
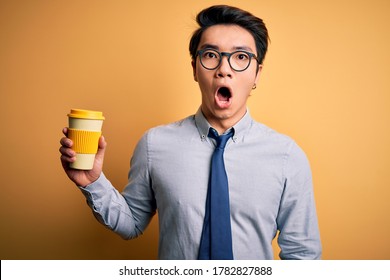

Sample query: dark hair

[189,5,269,64]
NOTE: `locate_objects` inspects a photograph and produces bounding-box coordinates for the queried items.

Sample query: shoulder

[132,115,197,161]
[249,120,309,164]
[140,114,197,144]
[249,120,296,149]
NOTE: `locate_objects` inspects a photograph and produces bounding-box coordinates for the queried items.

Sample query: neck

[208,121,233,135]
[201,108,247,135]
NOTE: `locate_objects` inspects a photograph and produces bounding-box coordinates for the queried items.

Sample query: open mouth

[215,86,232,109]
[217,87,232,102]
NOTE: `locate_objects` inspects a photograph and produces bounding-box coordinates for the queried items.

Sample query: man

[60,5,321,259]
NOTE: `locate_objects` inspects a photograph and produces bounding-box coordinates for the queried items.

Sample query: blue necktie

[198,128,234,260]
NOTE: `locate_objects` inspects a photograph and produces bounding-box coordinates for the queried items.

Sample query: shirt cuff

[77,173,111,202]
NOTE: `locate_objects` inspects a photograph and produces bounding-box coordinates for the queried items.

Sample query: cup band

[68,129,101,154]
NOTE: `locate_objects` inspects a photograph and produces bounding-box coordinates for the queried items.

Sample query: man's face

[192,24,262,132]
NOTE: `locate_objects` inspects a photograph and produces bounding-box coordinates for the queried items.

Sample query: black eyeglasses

[196,48,260,72]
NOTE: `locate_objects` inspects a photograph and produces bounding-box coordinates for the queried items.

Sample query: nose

[216,55,232,78]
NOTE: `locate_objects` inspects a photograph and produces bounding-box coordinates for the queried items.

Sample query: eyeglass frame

[195,48,261,72]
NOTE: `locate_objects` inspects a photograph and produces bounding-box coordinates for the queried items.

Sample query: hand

[59,127,107,187]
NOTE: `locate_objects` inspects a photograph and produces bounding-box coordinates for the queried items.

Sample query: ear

[191,60,198,82]
[254,64,263,85]
[250,65,263,95]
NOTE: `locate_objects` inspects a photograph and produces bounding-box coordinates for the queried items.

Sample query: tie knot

[208,128,234,149]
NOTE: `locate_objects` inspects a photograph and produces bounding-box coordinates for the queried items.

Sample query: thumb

[95,135,107,161]
[82,135,107,185]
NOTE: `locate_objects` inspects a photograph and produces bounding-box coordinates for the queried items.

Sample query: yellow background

[1,0,389,259]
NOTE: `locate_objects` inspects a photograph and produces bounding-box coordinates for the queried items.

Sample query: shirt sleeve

[79,132,156,240]
[276,141,322,259]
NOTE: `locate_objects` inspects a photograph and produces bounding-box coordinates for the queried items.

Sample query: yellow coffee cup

[67,109,105,170]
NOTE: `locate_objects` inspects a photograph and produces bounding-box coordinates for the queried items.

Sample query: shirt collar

[194,107,253,142]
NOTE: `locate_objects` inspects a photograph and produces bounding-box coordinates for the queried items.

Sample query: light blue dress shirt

[80,108,322,259]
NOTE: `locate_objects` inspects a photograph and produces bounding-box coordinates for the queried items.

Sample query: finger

[60,154,77,173]
[62,127,68,136]
[59,146,76,157]
[60,154,76,164]
[60,136,73,147]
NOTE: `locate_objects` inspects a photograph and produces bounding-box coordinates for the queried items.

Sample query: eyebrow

[199,44,219,50]
[199,44,254,52]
